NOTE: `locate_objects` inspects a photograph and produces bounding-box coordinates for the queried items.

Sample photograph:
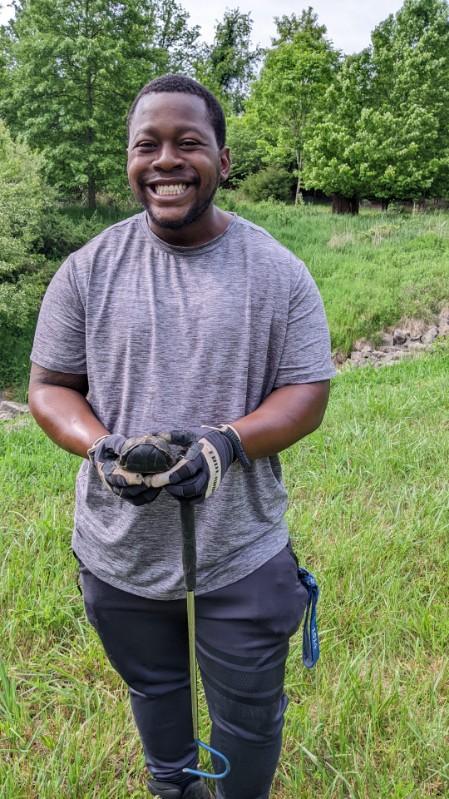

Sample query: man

[28,74,335,799]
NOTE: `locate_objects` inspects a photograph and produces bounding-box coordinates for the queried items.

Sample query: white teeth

[153,183,188,196]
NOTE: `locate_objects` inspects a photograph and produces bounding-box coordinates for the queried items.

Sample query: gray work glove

[151,425,251,504]
[87,433,183,506]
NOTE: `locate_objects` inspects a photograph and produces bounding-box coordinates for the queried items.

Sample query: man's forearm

[231,382,330,460]
[28,385,109,459]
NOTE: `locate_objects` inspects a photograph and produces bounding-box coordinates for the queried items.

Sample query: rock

[382,351,408,364]
[438,306,449,326]
[406,340,426,351]
[339,306,449,372]
[353,338,372,351]
[393,329,408,345]
[421,326,439,345]
[381,332,394,346]
[404,319,428,340]
[0,401,29,421]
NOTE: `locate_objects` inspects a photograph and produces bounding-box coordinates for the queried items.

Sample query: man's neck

[147,206,232,248]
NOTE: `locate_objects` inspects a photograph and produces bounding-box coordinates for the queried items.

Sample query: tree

[195,9,261,115]
[303,50,373,213]
[272,7,327,45]
[245,10,339,203]
[225,112,265,185]
[2,0,200,208]
[304,0,449,211]
[369,0,449,202]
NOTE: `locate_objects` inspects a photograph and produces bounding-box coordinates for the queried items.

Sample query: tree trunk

[332,194,359,214]
[295,149,303,206]
[87,173,96,210]
[381,198,390,211]
[85,4,96,210]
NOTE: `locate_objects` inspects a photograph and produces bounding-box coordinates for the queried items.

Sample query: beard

[145,172,221,230]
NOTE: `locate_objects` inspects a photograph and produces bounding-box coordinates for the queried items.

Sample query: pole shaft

[186,589,198,740]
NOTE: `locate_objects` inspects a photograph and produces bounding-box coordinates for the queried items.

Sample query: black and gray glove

[151,424,251,503]
[87,433,181,505]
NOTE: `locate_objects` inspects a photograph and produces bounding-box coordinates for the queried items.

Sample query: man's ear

[219,147,231,183]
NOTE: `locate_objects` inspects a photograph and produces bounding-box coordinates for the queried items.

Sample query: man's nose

[152,143,184,170]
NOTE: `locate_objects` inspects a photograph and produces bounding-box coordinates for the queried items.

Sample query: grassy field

[1,203,449,797]
[2,200,449,398]
[224,200,449,355]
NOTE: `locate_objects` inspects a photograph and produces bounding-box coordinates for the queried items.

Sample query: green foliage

[368,0,449,200]
[239,166,295,202]
[0,120,51,332]
[2,0,200,207]
[245,10,339,198]
[272,6,328,45]
[194,8,261,115]
[303,51,372,199]
[304,0,449,205]
[0,120,48,272]
[36,204,137,261]
[226,113,265,185]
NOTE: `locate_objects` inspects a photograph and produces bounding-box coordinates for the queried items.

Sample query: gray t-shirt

[31,211,335,599]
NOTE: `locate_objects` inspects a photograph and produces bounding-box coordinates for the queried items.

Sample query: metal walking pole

[179,500,231,781]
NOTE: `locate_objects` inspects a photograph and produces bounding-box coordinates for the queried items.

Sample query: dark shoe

[148,778,214,799]
[183,780,214,799]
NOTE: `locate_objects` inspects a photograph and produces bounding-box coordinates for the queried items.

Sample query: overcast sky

[0,1,405,54]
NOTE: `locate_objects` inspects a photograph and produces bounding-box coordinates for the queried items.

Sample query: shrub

[239,167,295,203]
[0,120,52,326]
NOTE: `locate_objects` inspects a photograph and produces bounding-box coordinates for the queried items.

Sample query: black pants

[76,544,308,799]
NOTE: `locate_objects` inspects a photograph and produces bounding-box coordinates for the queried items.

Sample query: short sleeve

[31,256,87,373]
[273,260,336,388]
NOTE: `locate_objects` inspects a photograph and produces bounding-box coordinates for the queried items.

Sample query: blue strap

[297,567,320,668]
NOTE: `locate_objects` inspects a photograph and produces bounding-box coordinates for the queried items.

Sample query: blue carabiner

[183,738,231,780]
[297,567,320,668]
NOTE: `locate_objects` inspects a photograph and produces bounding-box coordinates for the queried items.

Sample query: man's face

[127,92,230,235]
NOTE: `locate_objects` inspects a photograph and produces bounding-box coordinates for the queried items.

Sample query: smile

[150,183,190,196]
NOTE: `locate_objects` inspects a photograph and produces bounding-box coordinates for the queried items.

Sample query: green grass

[1,200,449,795]
[217,198,449,354]
[2,200,449,398]
[1,339,448,798]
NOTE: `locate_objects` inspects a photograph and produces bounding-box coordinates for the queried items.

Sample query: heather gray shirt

[31,212,335,599]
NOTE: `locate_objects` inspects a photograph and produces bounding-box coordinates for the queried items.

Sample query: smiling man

[127,90,230,242]
[28,75,335,799]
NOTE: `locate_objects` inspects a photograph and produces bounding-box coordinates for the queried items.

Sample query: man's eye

[136,142,156,150]
[180,140,200,147]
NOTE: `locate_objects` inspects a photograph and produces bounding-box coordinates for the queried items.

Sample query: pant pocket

[72,549,83,597]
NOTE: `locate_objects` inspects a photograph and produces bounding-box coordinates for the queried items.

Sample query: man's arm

[28,363,109,458]
[231,381,330,461]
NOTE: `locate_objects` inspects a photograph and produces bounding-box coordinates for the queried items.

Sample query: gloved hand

[151,425,251,503]
[87,433,181,505]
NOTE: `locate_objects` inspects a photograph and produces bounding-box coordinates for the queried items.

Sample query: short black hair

[127,74,226,148]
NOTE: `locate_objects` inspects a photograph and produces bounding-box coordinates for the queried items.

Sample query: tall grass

[1,200,449,797]
[2,201,449,398]
[217,198,449,354]
[1,340,448,797]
